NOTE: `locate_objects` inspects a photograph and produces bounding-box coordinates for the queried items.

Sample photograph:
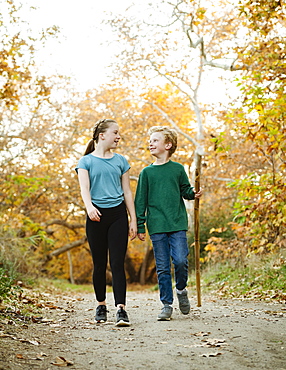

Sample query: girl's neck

[92,144,113,158]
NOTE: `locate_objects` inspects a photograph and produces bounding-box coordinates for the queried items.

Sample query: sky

[22,0,135,91]
[18,0,238,104]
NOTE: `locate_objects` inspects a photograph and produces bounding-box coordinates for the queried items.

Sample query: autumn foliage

[0,0,285,287]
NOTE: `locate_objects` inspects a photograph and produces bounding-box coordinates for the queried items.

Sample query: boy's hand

[137,233,146,241]
[194,187,203,198]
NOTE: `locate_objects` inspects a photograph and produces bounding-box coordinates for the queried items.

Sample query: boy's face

[149,132,171,157]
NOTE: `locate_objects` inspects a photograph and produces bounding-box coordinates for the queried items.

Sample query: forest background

[0,0,285,304]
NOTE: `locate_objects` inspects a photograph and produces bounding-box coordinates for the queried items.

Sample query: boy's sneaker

[95,305,108,323]
[157,304,173,321]
[177,289,190,314]
[116,307,131,327]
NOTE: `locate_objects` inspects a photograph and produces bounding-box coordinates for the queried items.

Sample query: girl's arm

[121,170,137,240]
[77,168,102,222]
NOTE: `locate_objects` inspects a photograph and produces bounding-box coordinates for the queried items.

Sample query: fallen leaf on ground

[34,352,48,360]
[202,338,227,347]
[19,338,40,345]
[0,331,17,339]
[51,356,74,366]
[193,332,211,337]
[200,352,223,357]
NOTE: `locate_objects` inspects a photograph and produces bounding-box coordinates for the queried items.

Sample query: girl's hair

[148,126,178,156]
[84,118,117,155]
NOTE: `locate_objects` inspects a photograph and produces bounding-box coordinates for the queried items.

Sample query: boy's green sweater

[135,160,195,235]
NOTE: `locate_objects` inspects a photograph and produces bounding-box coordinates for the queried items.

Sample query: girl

[76,118,137,326]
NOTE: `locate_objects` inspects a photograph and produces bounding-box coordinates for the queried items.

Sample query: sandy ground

[0,289,285,370]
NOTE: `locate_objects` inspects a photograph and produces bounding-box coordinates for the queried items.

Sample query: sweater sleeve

[180,168,195,200]
[135,170,148,234]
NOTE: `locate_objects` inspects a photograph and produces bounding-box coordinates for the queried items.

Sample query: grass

[36,251,286,302]
[189,252,286,302]
[41,278,95,294]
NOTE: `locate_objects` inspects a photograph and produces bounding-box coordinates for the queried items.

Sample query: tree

[103,0,246,264]
[204,0,286,260]
[0,0,58,108]
[105,0,285,262]
[0,0,87,281]
[106,0,244,152]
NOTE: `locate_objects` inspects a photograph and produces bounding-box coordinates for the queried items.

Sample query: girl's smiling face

[101,122,121,148]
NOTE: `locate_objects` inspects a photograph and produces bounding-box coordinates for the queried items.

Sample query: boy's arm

[180,169,195,200]
[135,171,148,234]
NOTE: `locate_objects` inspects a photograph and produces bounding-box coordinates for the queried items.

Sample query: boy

[135,126,202,320]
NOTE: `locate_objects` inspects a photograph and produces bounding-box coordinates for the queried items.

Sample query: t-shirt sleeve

[75,156,89,174]
[120,155,131,175]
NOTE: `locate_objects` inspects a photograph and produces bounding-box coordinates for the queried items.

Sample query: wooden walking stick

[194,153,202,307]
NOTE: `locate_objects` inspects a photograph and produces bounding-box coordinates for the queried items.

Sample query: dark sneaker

[95,305,108,323]
[116,307,131,327]
[157,304,173,321]
[177,289,190,314]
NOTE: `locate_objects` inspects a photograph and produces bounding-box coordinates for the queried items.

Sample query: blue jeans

[150,231,189,305]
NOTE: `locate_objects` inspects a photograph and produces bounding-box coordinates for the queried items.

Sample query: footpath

[0,290,285,369]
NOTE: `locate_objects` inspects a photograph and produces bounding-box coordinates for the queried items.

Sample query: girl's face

[101,123,121,148]
[149,132,170,157]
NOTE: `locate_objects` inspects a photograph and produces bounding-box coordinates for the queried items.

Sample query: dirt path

[1,289,285,370]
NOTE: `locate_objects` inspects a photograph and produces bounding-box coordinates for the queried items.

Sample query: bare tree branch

[46,236,87,260]
[43,219,85,230]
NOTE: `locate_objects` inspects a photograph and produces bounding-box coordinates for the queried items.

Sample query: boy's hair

[148,126,178,156]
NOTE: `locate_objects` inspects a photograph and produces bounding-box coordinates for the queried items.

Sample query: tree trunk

[67,251,75,284]
[194,153,202,307]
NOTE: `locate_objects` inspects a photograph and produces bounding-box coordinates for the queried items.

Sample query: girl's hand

[137,233,146,241]
[129,220,137,241]
[87,206,102,222]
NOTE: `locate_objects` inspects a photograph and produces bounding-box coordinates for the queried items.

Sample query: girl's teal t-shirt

[75,153,130,208]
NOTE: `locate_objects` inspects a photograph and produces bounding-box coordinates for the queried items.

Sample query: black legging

[86,201,129,307]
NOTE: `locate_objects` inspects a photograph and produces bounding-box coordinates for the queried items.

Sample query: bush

[0,222,45,288]
[188,205,235,270]
[0,267,16,301]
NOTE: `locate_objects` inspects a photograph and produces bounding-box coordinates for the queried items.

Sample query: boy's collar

[152,159,170,166]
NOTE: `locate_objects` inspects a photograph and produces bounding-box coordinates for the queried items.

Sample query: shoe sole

[157,317,171,321]
[179,305,190,315]
[180,309,190,315]
[116,320,131,327]
[95,319,107,323]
